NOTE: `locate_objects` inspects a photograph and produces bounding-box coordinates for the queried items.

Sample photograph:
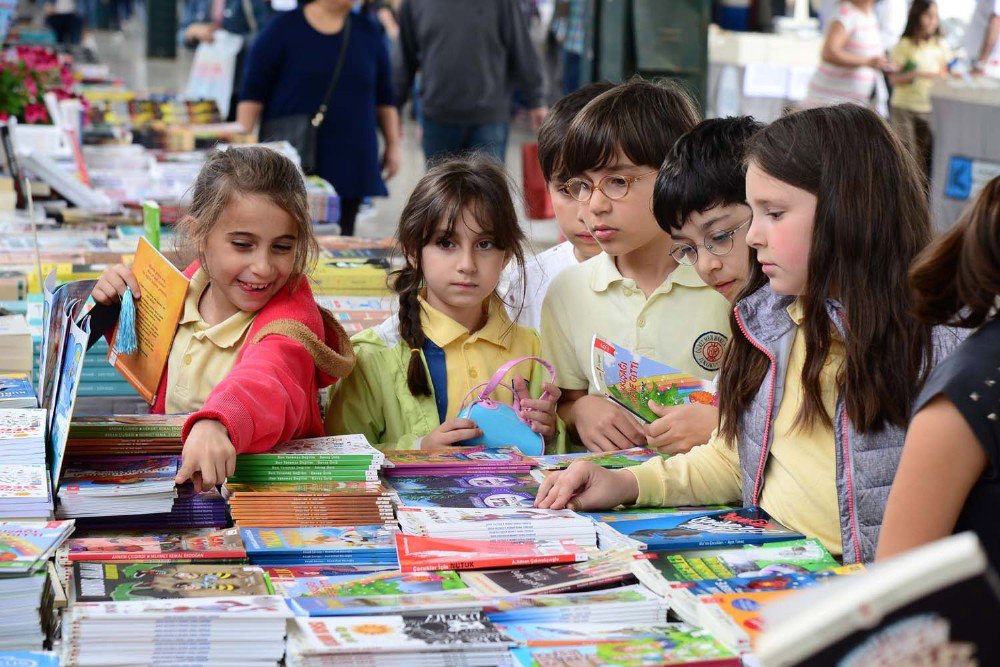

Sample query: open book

[108,237,188,404]
[590,335,715,423]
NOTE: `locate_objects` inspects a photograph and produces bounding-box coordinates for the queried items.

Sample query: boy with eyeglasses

[540,79,731,454]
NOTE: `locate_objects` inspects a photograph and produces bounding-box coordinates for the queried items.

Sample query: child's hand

[644,401,718,455]
[92,264,141,306]
[421,418,482,450]
[176,419,237,492]
[534,461,639,511]
[570,395,645,452]
[512,377,561,439]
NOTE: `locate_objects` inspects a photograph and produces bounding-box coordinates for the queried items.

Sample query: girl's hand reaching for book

[512,377,561,439]
[92,264,141,305]
[176,419,237,492]
[534,461,639,511]
[420,418,482,450]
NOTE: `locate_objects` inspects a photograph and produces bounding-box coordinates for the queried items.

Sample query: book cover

[0,520,75,574]
[290,612,511,653]
[699,590,792,653]
[73,562,271,602]
[383,446,531,468]
[396,534,588,573]
[531,447,662,470]
[0,463,49,500]
[641,538,840,583]
[393,486,536,509]
[240,526,398,555]
[510,634,740,667]
[608,507,803,551]
[289,591,484,617]
[0,373,37,408]
[591,335,715,423]
[47,312,89,489]
[66,594,294,619]
[59,456,179,495]
[66,527,245,562]
[237,434,383,465]
[498,621,691,647]
[107,237,189,404]
[461,551,635,596]
[39,273,96,434]
[0,408,46,444]
[276,569,466,598]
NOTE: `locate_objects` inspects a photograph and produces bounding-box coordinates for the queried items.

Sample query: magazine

[461,549,635,596]
[530,447,662,470]
[288,591,484,617]
[591,335,714,423]
[605,507,803,551]
[274,569,467,598]
[0,520,75,574]
[66,527,246,562]
[396,534,588,573]
[73,562,272,602]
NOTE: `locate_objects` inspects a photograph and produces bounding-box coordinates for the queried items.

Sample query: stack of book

[308,260,392,297]
[395,533,589,573]
[241,526,400,567]
[72,562,273,602]
[64,415,184,457]
[397,507,598,549]
[460,549,637,596]
[313,296,393,335]
[68,486,228,532]
[60,595,293,666]
[0,407,52,519]
[387,472,539,509]
[0,521,75,651]
[285,613,513,667]
[483,585,666,626]
[381,446,534,478]
[0,409,47,464]
[56,456,179,518]
[0,374,38,408]
[228,435,385,485]
[226,481,395,528]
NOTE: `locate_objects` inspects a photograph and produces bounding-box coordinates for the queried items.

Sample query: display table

[930,77,1000,230]
[707,27,822,121]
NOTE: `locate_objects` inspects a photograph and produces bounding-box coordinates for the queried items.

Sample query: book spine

[68,550,247,562]
[401,552,581,573]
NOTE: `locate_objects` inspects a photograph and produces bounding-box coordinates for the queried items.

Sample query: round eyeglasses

[669,216,753,266]
[563,171,657,202]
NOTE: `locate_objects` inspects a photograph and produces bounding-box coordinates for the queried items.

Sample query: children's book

[66,527,246,562]
[47,310,89,489]
[0,520,75,574]
[591,335,715,423]
[396,507,597,547]
[606,507,803,551]
[381,446,534,475]
[483,585,666,625]
[389,473,539,509]
[461,549,635,596]
[288,591,485,617]
[0,373,37,408]
[698,590,792,654]
[39,273,95,435]
[396,533,588,573]
[107,237,189,404]
[65,594,294,620]
[58,455,180,495]
[510,633,740,667]
[66,414,186,439]
[498,621,695,647]
[531,447,663,470]
[73,562,272,602]
[0,463,51,517]
[240,526,399,565]
[0,408,46,452]
[274,569,467,598]
[756,531,1000,666]
[236,434,384,465]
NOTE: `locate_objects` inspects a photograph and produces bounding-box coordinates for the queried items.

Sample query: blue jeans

[421,118,509,166]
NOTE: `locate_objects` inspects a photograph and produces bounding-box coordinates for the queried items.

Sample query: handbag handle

[311,14,352,128]
[473,356,556,408]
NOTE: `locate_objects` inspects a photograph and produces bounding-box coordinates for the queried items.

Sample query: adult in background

[967,0,1000,74]
[237,0,401,236]
[394,0,547,165]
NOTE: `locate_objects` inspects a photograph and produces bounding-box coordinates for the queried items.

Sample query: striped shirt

[804,2,884,109]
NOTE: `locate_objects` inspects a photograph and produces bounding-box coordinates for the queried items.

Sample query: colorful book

[461,549,635,596]
[0,373,37,408]
[107,237,189,404]
[531,447,663,470]
[66,414,186,439]
[0,520,75,574]
[235,434,384,466]
[397,507,597,547]
[0,463,51,517]
[698,590,792,653]
[382,446,534,476]
[605,507,803,551]
[510,631,740,667]
[73,562,272,601]
[66,527,246,562]
[288,591,485,617]
[637,538,841,583]
[591,335,715,423]
[274,569,467,598]
[484,585,666,625]
[389,473,539,509]
[47,312,89,489]
[241,526,399,566]
[58,456,179,495]
[396,533,589,573]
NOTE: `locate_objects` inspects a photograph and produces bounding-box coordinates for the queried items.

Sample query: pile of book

[56,455,179,518]
[313,296,394,335]
[381,446,535,478]
[72,562,273,602]
[60,595,293,666]
[0,408,51,518]
[0,373,38,408]
[228,435,385,485]
[226,481,395,528]
[285,612,514,667]
[397,507,598,549]
[388,472,539,509]
[241,526,400,568]
[64,415,184,457]
[0,520,75,651]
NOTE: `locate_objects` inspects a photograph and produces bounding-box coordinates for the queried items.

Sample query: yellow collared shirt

[419,295,542,422]
[165,268,257,414]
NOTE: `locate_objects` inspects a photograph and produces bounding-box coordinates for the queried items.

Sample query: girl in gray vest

[536,104,964,564]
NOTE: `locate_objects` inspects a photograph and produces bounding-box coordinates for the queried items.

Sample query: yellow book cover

[108,237,189,403]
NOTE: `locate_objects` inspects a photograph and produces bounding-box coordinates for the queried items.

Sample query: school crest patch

[692,331,727,372]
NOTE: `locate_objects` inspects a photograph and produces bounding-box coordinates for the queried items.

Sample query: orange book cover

[108,237,189,403]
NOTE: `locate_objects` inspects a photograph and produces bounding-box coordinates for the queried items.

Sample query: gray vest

[732,285,965,564]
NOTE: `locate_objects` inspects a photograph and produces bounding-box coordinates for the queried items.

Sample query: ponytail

[394,265,432,397]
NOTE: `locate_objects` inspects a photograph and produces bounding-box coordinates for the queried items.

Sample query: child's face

[669,203,752,303]
[920,4,939,36]
[548,180,600,261]
[419,211,510,326]
[200,194,298,320]
[745,163,816,297]
[573,156,663,258]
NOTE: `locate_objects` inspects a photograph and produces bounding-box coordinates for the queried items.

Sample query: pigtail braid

[394,266,432,397]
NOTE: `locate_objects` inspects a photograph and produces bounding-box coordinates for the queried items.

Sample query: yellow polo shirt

[890,37,952,113]
[420,296,543,421]
[628,299,843,555]
[541,252,731,392]
[165,268,256,414]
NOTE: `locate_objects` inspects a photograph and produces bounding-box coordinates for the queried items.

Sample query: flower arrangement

[0,45,80,124]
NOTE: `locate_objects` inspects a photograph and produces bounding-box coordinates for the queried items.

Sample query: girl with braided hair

[326,156,562,451]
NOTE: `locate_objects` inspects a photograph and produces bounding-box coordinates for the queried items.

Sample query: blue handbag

[455,356,556,456]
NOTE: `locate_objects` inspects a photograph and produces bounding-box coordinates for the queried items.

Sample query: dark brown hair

[909,176,1000,328]
[538,81,617,182]
[719,104,934,441]
[176,146,318,286]
[394,156,527,396]
[901,0,941,42]
[561,77,700,177]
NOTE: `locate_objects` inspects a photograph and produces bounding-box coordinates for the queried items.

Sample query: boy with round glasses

[539,79,731,454]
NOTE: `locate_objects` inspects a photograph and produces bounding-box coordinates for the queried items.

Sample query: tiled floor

[90,11,562,249]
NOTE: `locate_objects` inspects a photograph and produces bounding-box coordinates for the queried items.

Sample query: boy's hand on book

[176,419,237,492]
[512,377,561,439]
[644,402,719,455]
[421,418,482,450]
[92,264,141,305]
[534,462,639,511]
[571,395,645,452]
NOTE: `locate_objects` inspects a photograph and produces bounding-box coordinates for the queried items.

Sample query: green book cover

[143,200,161,251]
[649,538,839,582]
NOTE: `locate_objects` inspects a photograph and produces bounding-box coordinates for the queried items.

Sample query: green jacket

[325,315,565,452]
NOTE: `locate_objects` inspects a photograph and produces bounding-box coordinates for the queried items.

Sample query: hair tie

[409,348,421,355]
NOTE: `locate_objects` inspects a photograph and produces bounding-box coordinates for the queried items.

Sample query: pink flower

[0,113,8,122]
[23,76,37,98]
[23,103,49,124]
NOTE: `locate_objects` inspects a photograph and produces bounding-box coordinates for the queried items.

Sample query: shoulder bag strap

[311,14,353,129]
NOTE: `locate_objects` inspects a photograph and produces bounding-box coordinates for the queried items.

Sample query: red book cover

[396,533,587,573]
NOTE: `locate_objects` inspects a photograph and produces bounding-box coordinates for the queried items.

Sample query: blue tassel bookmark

[116,285,138,354]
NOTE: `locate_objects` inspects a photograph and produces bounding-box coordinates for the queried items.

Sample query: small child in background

[504,80,615,330]
[648,116,764,453]
[540,79,731,454]
[878,176,1000,568]
[326,156,562,450]
[888,0,951,181]
[804,0,895,109]
[91,147,355,491]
